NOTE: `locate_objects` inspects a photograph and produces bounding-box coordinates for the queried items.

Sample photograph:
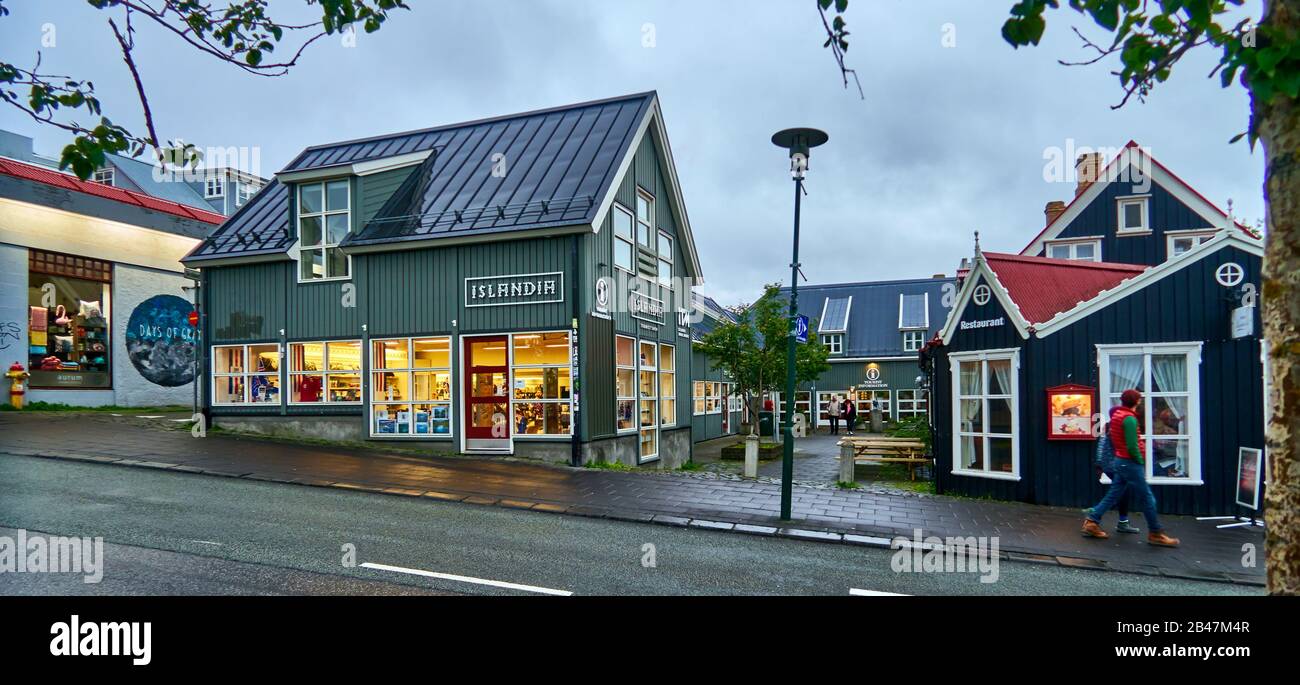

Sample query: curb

[1,449,1265,589]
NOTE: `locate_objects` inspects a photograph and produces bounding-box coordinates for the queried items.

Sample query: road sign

[793,314,809,343]
[187,310,199,327]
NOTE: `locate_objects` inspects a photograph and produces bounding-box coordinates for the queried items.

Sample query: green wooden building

[183,92,707,467]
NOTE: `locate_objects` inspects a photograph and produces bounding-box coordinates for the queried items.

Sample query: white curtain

[1108,354,1144,394]
[959,361,981,395]
[1151,354,1188,396]
[990,360,1012,397]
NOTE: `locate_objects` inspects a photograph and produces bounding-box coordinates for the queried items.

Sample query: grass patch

[836,480,861,489]
[0,402,192,413]
[585,460,632,471]
[678,460,704,471]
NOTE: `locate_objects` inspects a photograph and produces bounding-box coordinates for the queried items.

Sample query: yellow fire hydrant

[7,361,30,410]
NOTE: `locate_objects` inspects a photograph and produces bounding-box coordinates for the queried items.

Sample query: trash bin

[758,411,775,437]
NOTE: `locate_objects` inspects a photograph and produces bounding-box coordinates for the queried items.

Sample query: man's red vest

[1108,405,1144,460]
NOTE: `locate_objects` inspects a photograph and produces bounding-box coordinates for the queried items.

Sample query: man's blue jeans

[1088,458,1162,532]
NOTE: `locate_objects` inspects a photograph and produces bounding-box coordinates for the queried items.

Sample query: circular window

[973,284,991,306]
[1215,262,1245,287]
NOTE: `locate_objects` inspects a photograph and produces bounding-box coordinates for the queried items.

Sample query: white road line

[849,588,910,596]
[192,540,223,546]
[360,562,572,596]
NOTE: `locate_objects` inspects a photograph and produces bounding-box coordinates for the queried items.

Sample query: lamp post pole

[770,127,827,522]
[781,173,803,520]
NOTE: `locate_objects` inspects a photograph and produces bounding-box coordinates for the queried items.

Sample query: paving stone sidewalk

[0,412,1264,586]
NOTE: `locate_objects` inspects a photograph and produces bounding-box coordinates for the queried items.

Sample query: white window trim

[895,388,928,419]
[1165,229,1218,259]
[818,296,852,334]
[296,179,353,283]
[92,167,115,186]
[902,330,926,352]
[612,203,636,275]
[1096,342,1202,486]
[636,188,655,251]
[897,292,930,329]
[1116,196,1150,234]
[949,348,1021,481]
[659,342,676,428]
[210,343,281,407]
[509,331,574,439]
[1044,237,1103,262]
[205,175,224,198]
[820,333,843,355]
[368,337,454,438]
[638,339,659,462]
[287,339,363,406]
[616,334,639,434]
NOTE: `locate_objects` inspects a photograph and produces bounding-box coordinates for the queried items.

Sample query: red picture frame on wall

[1047,384,1095,441]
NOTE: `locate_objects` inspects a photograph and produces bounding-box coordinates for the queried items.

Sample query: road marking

[360,562,573,596]
[849,588,910,596]
[170,418,195,423]
[192,540,223,546]
[135,415,164,419]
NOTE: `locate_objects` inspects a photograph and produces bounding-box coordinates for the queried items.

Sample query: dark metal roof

[779,277,955,357]
[345,92,653,246]
[185,92,655,263]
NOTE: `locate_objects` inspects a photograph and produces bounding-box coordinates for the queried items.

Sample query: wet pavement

[0,411,1265,585]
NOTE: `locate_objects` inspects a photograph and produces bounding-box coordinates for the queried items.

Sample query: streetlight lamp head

[772,127,828,179]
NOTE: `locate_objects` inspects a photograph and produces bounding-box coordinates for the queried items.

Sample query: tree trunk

[1261,0,1300,595]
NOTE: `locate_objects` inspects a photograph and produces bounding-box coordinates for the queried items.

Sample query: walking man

[828,395,841,435]
[1082,389,1180,547]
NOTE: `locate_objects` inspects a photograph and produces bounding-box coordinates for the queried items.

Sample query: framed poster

[1237,447,1263,510]
[1046,384,1094,441]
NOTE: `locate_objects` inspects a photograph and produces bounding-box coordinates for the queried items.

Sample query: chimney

[1075,152,1103,196]
[931,273,946,279]
[1044,200,1067,226]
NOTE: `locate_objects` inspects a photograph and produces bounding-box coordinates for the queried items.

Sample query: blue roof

[819,296,851,332]
[779,277,955,357]
[105,153,209,208]
[186,92,656,262]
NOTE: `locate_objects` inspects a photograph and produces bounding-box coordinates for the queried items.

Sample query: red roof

[983,252,1147,325]
[0,157,224,225]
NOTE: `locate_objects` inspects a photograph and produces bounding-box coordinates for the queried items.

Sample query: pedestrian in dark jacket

[1082,389,1180,547]
[842,397,856,436]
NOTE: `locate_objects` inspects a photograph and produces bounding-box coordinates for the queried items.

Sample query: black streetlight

[771,127,828,521]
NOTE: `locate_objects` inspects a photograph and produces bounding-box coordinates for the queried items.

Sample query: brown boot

[1081,519,1109,539]
[1148,531,1180,547]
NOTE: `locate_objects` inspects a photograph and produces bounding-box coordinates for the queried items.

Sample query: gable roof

[0,156,225,226]
[689,292,738,341]
[984,252,1147,325]
[1021,141,1258,256]
[781,278,954,358]
[103,152,211,209]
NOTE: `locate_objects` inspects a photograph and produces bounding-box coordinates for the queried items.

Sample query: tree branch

[109,14,161,153]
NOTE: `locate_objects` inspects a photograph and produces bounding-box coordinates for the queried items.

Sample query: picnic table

[836,436,931,482]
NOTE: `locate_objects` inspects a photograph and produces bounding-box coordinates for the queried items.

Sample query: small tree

[698,284,831,436]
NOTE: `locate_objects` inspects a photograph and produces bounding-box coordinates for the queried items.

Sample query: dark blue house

[931,144,1265,515]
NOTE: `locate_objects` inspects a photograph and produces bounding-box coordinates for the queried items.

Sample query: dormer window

[205,174,224,198]
[820,334,843,355]
[817,295,852,356]
[298,179,351,281]
[1117,196,1150,233]
[92,167,114,186]
[1167,230,1217,259]
[903,330,926,352]
[1045,238,1101,262]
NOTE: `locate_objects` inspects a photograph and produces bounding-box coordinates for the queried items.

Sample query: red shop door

[464,336,511,449]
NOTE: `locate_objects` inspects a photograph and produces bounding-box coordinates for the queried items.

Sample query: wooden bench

[836,439,931,481]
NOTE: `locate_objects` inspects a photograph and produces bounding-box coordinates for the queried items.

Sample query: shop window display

[617,336,637,431]
[27,251,113,389]
[289,340,362,404]
[212,344,280,404]
[512,332,571,435]
[371,337,452,436]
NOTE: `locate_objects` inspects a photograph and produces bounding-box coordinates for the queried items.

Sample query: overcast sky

[0,1,1264,306]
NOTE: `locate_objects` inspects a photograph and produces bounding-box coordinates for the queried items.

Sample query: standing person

[1082,389,1180,547]
[828,395,841,435]
[842,395,856,436]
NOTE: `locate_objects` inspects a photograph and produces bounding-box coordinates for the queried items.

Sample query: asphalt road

[0,455,1260,596]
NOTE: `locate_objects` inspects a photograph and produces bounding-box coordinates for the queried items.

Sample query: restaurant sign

[465,272,564,308]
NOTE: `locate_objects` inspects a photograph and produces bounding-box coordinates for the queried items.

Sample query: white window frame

[1117,195,1150,234]
[820,333,843,355]
[1166,230,1217,259]
[950,348,1021,481]
[510,332,574,438]
[659,342,675,428]
[236,182,258,207]
[369,337,454,438]
[692,380,707,417]
[638,340,659,462]
[205,174,224,198]
[1097,342,1202,485]
[92,167,115,186]
[1044,238,1103,262]
[636,188,655,250]
[897,293,930,329]
[657,230,673,287]
[612,204,636,274]
[616,335,638,434]
[896,389,928,419]
[210,343,281,406]
[855,389,892,422]
[288,339,363,406]
[902,330,926,352]
[297,179,353,282]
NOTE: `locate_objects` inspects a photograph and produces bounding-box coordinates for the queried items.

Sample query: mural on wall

[126,295,196,387]
[0,320,20,352]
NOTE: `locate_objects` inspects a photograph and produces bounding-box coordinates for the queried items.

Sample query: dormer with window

[297,179,352,282]
[1044,238,1101,262]
[91,167,115,186]
[899,292,929,352]
[205,173,225,199]
[1116,195,1150,235]
[817,295,851,355]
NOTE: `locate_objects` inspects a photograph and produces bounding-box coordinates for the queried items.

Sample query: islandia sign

[465,272,564,308]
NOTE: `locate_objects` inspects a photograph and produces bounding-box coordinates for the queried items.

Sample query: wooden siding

[207,262,287,342]
[1050,177,1217,266]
